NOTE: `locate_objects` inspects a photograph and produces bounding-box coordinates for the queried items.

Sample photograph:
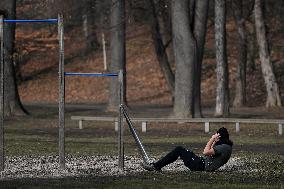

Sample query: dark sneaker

[141,162,159,171]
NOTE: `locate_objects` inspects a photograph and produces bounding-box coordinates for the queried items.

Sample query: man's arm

[203,133,220,156]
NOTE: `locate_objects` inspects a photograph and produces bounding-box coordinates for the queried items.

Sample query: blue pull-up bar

[3,19,58,23]
[64,72,119,77]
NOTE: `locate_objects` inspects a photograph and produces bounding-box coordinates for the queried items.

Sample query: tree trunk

[171,0,195,118]
[192,0,209,118]
[82,0,99,52]
[254,0,282,107]
[159,0,175,76]
[247,28,257,72]
[189,0,196,27]
[232,0,247,108]
[0,0,27,116]
[108,0,126,111]
[159,0,172,47]
[146,0,175,95]
[214,0,230,117]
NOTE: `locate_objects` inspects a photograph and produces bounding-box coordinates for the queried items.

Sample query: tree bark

[232,0,247,108]
[159,0,172,46]
[82,0,99,52]
[254,0,282,107]
[146,0,175,95]
[171,0,195,118]
[247,28,257,72]
[214,0,230,117]
[0,0,27,116]
[159,0,175,74]
[192,0,209,118]
[108,0,126,111]
[189,0,196,27]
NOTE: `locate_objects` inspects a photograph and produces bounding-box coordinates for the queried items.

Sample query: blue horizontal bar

[3,19,58,23]
[65,72,118,77]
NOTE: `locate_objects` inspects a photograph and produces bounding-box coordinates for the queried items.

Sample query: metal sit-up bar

[120,105,150,164]
[0,15,62,171]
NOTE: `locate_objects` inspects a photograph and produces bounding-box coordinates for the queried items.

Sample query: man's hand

[203,133,220,156]
[211,133,220,142]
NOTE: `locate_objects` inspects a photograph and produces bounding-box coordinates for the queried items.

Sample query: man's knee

[174,146,186,152]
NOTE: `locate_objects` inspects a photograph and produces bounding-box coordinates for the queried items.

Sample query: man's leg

[153,146,191,170]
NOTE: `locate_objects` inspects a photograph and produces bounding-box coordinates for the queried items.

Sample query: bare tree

[159,0,173,50]
[192,0,209,118]
[171,0,195,118]
[108,0,126,111]
[246,0,257,72]
[254,0,281,107]
[146,0,175,95]
[232,0,247,107]
[82,0,100,52]
[214,0,230,117]
[189,0,196,26]
[0,0,27,116]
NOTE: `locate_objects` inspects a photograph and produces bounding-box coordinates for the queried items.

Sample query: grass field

[0,106,284,189]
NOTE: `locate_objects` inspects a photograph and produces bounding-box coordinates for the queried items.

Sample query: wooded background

[0,0,283,118]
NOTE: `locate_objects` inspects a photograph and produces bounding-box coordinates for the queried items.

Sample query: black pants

[153,146,205,171]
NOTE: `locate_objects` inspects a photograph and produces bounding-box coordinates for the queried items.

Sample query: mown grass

[1,115,284,188]
[4,131,284,156]
[1,170,283,189]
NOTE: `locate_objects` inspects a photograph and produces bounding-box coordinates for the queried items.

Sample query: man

[142,127,233,172]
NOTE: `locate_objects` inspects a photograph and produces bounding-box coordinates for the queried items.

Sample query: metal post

[235,122,240,133]
[115,121,118,132]
[142,122,147,132]
[279,124,283,136]
[79,120,83,129]
[58,14,65,169]
[0,16,4,171]
[205,122,210,133]
[118,69,124,170]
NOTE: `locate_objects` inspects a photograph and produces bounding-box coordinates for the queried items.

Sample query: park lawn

[4,131,284,157]
[1,116,284,188]
[0,166,283,189]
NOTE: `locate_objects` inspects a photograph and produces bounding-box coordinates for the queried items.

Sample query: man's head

[217,127,230,141]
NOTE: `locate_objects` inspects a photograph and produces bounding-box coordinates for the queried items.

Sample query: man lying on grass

[142,127,233,172]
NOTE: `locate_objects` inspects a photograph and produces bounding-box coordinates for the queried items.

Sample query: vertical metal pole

[118,69,124,171]
[0,16,4,171]
[58,14,65,169]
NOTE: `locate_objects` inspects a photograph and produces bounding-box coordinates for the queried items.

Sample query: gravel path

[0,156,249,180]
